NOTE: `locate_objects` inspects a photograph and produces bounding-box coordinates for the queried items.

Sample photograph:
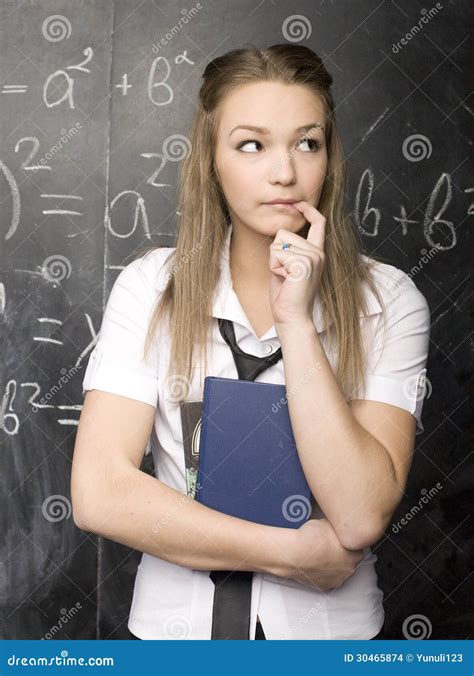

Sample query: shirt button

[264,343,273,354]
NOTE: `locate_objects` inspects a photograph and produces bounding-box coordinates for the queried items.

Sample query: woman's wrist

[253,524,297,577]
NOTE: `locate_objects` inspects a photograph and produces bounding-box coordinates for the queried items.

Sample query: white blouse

[82,224,431,640]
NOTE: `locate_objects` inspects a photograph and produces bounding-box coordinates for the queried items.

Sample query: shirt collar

[212,224,382,340]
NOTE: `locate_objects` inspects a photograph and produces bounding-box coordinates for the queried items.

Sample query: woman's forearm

[276,320,400,549]
[74,466,288,574]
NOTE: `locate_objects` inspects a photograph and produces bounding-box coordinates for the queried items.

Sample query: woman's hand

[270,518,365,592]
[269,201,326,328]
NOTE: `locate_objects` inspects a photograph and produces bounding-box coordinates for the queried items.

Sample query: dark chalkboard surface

[1,0,471,640]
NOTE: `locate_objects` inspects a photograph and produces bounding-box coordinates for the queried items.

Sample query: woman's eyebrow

[229,122,324,137]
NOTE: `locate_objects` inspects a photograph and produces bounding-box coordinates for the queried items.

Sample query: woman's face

[214,81,328,237]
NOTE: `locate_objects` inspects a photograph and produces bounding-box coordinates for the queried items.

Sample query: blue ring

[281,242,291,250]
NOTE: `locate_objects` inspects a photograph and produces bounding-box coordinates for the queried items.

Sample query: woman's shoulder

[359,253,430,316]
[119,245,177,295]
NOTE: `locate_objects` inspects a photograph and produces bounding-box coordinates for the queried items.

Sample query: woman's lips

[265,202,299,211]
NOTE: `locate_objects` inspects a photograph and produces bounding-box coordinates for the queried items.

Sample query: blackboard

[1,0,471,640]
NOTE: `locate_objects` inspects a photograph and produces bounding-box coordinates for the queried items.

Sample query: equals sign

[41,194,83,216]
[2,84,28,94]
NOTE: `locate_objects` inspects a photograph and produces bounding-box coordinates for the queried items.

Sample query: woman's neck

[228,224,273,289]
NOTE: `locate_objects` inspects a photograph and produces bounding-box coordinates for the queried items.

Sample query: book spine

[194,377,211,502]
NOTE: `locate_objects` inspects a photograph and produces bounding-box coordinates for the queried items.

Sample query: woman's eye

[237,140,261,153]
[236,138,322,153]
[297,138,322,152]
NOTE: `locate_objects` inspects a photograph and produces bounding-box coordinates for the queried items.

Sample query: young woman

[71,44,430,640]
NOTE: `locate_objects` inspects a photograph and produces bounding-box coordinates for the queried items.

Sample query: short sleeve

[82,255,164,407]
[358,274,431,435]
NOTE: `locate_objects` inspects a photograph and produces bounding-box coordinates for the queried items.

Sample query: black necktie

[209,318,283,639]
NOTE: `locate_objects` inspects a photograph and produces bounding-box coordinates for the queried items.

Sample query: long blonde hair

[135,43,389,400]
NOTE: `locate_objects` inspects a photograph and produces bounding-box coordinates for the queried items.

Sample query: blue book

[195,376,314,529]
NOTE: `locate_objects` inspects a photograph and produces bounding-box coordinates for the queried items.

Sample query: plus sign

[116,73,132,96]
[394,205,418,236]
